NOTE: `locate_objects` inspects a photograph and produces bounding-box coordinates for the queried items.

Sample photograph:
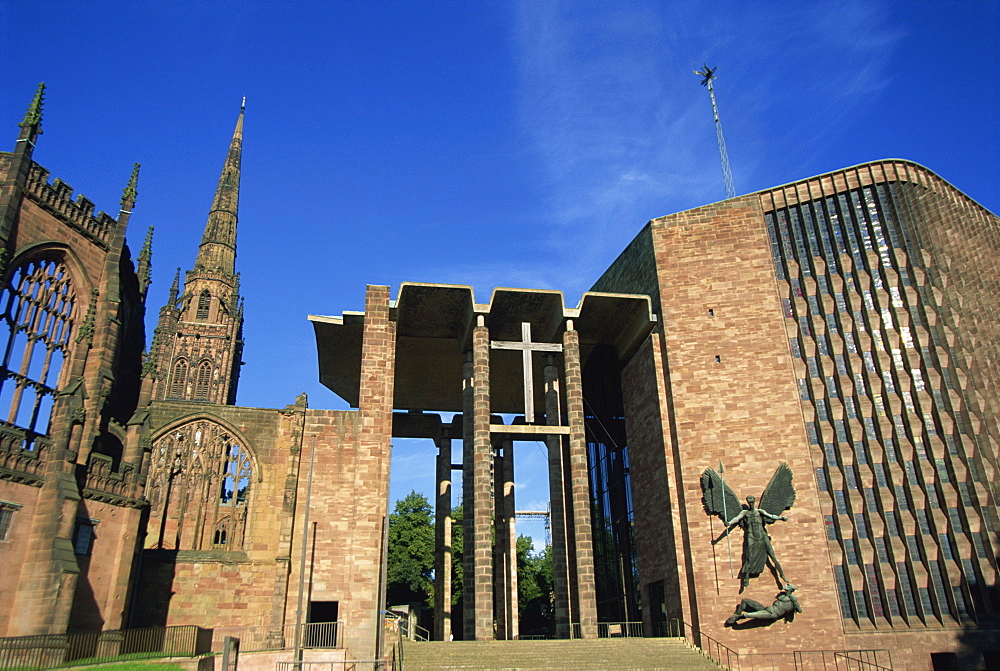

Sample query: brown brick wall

[68,500,143,632]
[645,196,847,655]
[284,285,395,659]
[592,223,660,309]
[135,552,284,628]
[0,480,41,634]
[620,334,692,630]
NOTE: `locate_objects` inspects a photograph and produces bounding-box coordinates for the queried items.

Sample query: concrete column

[434,437,452,641]
[544,357,572,638]
[471,319,494,639]
[563,324,599,639]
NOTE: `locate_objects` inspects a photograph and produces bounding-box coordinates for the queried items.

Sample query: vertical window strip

[928,560,951,617]
[896,562,919,616]
[834,565,853,619]
[196,290,211,320]
[865,563,885,618]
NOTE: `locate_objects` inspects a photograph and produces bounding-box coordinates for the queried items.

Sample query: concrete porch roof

[308,283,656,413]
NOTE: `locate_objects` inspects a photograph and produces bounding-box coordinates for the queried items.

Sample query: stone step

[401,638,722,670]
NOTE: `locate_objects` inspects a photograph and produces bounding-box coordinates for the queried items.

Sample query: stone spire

[1,83,46,245]
[168,267,181,306]
[194,102,243,274]
[121,162,140,210]
[19,83,45,135]
[137,224,153,298]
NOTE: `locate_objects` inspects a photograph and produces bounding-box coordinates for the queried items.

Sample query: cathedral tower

[150,104,245,405]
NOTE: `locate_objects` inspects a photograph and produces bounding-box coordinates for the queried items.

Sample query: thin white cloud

[504,0,904,301]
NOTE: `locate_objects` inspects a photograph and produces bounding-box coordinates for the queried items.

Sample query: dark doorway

[308,600,339,623]
[930,652,958,671]
[306,601,340,647]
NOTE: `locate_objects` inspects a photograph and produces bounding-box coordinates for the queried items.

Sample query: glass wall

[764,181,996,627]
[583,344,640,624]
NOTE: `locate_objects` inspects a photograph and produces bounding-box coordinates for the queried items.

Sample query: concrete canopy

[309,283,656,413]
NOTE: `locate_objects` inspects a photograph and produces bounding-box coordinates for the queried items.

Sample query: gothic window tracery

[0,257,75,448]
[169,359,188,399]
[146,419,253,551]
[194,361,212,401]
[196,290,211,320]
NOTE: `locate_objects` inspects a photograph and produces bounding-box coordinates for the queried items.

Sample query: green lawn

[64,664,185,671]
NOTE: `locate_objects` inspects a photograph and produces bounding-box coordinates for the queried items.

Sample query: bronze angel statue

[701,463,795,592]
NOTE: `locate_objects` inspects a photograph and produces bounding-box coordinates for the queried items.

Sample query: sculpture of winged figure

[701,463,795,592]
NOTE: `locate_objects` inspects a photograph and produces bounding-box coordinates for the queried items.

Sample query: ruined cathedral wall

[0,480,41,634]
[67,498,144,632]
[11,170,119,287]
[282,407,387,660]
[146,401,297,558]
[135,402,304,629]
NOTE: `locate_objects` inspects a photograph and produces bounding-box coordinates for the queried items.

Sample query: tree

[516,535,554,634]
[386,491,435,608]
[449,504,464,640]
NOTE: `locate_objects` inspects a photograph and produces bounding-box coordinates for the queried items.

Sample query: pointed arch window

[170,359,188,399]
[194,361,212,401]
[0,257,75,448]
[146,419,253,551]
[196,290,211,320]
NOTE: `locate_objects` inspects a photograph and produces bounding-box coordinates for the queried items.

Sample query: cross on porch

[490,322,562,423]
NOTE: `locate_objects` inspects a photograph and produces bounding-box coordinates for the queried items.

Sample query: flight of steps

[400,638,723,670]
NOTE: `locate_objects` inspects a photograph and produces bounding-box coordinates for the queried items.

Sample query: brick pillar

[433,437,452,641]
[493,439,518,639]
[356,285,396,658]
[471,318,494,639]
[461,358,475,640]
[502,440,518,639]
[493,442,508,639]
[563,324,598,639]
[544,357,572,638]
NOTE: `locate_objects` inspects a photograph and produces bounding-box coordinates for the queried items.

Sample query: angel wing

[760,463,795,518]
[701,468,742,524]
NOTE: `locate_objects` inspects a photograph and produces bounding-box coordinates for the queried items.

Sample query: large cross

[491,322,562,423]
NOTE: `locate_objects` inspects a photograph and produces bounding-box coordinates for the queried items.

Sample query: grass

[67,664,186,671]
[4,664,185,671]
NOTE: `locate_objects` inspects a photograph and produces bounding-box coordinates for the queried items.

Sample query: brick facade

[597,163,1000,668]
[2,86,995,671]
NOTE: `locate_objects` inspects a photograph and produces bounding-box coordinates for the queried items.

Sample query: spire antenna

[693,65,736,199]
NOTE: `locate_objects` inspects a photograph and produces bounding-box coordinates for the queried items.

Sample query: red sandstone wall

[647,196,847,658]
[14,198,109,295]
[621,335,692,631]
[285,408,391,658]
[284,286,395,660]
[0,480,41,634]
[137,554,284,628]
[68,499,142,632]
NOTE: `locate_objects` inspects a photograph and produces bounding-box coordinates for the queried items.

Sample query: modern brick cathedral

[0,87,997,669]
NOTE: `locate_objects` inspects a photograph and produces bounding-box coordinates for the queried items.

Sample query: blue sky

[2,1,997,541]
